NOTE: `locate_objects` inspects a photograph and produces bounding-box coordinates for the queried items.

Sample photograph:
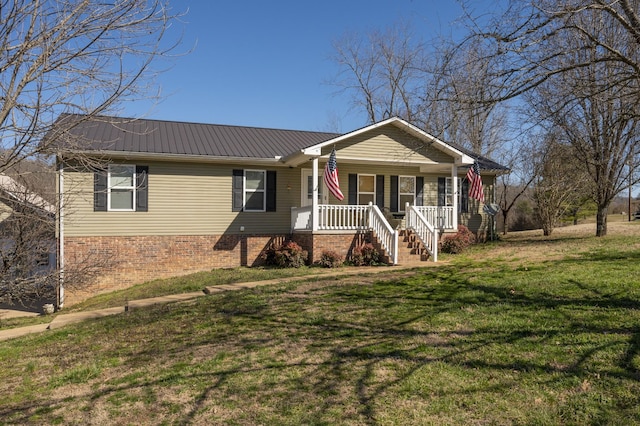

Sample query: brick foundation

[63,234,287,305]
[62,231,379,305]
[292,231,372,263]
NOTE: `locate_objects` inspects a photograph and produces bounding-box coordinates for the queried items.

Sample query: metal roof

[57,114,339,159]
[54,114,509,172]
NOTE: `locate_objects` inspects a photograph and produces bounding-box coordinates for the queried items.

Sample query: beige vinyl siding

[336,125,453,164]
[63,161,300,237]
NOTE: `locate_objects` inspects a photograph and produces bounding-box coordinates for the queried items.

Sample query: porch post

[312,157,319,231]
[452,164,458,231]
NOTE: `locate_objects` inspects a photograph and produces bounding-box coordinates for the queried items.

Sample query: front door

[301,169,328,206]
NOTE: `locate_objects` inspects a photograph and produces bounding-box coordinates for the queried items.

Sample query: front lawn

[1,223,640,424]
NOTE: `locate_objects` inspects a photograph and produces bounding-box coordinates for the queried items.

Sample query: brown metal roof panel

[56,115,339,159]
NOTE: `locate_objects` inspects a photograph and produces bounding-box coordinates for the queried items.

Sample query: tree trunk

[502,209,509,235]
[596,205,608,237]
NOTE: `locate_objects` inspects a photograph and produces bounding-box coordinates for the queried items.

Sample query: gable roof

[54,114,508,172]
[56,114,339,160]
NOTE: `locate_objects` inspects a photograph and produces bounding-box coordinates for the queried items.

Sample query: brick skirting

[62,231,378,305]
[63,234,287,305]
[292,231,372,263]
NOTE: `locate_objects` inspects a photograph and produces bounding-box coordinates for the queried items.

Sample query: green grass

[1,228,640,424]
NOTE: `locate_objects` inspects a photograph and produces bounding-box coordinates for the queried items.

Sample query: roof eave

[60,150,286,165]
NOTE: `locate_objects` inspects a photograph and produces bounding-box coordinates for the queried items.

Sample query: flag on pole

[323,148,344,201]
[466,161,485,203]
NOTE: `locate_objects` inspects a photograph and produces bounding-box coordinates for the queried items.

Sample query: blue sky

[124,0,478,133]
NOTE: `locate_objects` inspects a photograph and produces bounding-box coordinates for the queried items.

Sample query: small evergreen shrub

[318,250,343,268]
[264,240,308,268]
[440,225,475,254]
[350,243,380,266]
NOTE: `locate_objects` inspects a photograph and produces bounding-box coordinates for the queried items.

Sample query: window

[244,169,266,212]
[438,177,467,212]
[398,176,415,212]
[444,177,456,207]
[232,169,276,212]
[94,165,148,212]
[108,165,135,210]
[358,174,375,205]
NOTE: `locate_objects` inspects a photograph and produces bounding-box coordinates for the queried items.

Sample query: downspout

[57,158,65,309]
[312,157,319,232]
[452,164,458,231]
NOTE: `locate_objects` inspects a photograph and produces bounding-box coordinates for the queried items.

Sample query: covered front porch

[291,202,457,264]
[280,117,476,266]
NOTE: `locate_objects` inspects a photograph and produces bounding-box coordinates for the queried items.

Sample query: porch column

[452,164,459,231]
[312,157,319,231]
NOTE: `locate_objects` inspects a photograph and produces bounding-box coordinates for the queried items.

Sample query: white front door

[301,169,328,207]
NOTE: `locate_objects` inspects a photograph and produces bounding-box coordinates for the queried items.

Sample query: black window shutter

[461,178,469,213]
[94,170,107,211]
[416,176,424,206]
[437,177,446,207]
[390,175,399,212]
[266,170,276,212]
[232,169,244,212]
[348,174,357,205]
[376,175,384,209]
[136,166,148,212]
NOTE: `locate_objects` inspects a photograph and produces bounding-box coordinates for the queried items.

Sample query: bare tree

[331,22,511,160]
[421,37,509,158]
[495,139,537,234]
[531,132,592,236]
[0,0,182,306]
[1,0,181,175]
[465,0,640,236]
[331,23,426,124]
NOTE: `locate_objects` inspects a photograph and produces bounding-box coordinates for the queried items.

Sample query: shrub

[318,250,344,268]
[440,225,475,254]
[350,243,380,266]
[264,241,308,268]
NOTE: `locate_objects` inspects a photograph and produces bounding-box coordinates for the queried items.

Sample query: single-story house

[53,114,508,306]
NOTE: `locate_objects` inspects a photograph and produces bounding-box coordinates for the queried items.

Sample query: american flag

[466,161,485,203]
[323,148,344,201]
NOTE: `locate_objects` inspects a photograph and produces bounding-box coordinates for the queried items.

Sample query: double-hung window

[244,169,266,212]
[398,176,415,212]
[358,174,375,205]
[94,164,148,212]
[108,165,136,211]
[232,169,276,212]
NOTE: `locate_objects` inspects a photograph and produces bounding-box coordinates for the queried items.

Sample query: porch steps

[397,229,431,263]
[371,229,431,265]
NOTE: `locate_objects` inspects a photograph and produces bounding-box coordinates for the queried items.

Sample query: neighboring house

[0,174,56,303]
[54,114,508,306]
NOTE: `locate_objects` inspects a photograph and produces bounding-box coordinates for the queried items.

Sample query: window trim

[107,164,136,212]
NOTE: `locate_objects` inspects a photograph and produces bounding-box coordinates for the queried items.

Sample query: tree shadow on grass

[3,263,640,424]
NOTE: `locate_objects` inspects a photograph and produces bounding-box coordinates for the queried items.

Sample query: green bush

[440,225,475,254]
[264,241,308,268]
[350,243,380,266]
[317,250,344,268]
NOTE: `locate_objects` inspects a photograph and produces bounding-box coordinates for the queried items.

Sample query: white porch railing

[414,206,455,230]
[406,204,438,262]
[318,204,369,230]
[291,203,398,264]
[369,203,398,265]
